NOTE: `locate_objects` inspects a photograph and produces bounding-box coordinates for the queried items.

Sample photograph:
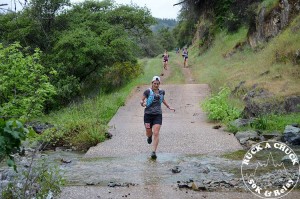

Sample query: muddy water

[45,151,242,187]
[46,145,300,190]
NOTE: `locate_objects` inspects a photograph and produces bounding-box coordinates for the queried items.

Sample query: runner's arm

[140,95,146,107]
[163,100,175,112]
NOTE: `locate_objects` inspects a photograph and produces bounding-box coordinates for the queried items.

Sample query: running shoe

[151,151,157,159]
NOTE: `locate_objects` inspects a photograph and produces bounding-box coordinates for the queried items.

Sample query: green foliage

[0,0,156,109]
[202,87,241,122]
[0,43,56,118]
[250,116,268,130]
[0,119,29,170]
[1,158,64,199]
[137,34,164,57]
[101,62,143,91]
[108,4,156,37]
[215,0,235,29]
[173,19,195,47]
[156,27,176,51]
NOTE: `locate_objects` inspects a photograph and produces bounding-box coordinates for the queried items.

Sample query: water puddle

[2,145,299,192]
[43,151,242,187]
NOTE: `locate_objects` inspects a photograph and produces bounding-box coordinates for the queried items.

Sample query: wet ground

[48,151,241,186]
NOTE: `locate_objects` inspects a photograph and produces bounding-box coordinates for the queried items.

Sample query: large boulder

[283,125,300,145]
[242,87,300,117]
[235,130,260,144]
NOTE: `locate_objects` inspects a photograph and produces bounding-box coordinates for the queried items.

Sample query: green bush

[202,87,241,122]
[101,61,143,91]
[0,119,29,170]
[0,43,56,118]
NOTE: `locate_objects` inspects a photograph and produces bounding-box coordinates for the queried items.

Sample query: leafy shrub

[202,87,241,122]
[0,43,56,118]
[0,119,29,170]
[101,61,143,91]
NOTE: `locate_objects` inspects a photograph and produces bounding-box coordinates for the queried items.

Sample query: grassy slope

[188,15,300,132]
[190,15,300,98]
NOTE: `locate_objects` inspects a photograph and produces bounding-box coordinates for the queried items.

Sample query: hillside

[181,0,300,117]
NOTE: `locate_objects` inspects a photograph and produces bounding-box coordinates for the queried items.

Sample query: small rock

[281,155,300,164]
[105,132,113,139]
[187,182,193,188]
[198,166,210,174]
[61,159,72,164]
[171,166,181,173]
[178,183,189,188]
[229,179,239,186]
[108,182,116,187]
[262,132,282,139]
[191,183,198,191]
[213,125,221,129]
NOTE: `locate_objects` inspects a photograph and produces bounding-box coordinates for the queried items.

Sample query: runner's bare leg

[152,124,161,152]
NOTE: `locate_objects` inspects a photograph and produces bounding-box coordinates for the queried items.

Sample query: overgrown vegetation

[201,87,241,123]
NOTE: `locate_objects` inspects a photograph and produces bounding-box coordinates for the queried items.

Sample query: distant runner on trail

[162,50,169,70]
[182,47,188,68]
[140,76,175,159]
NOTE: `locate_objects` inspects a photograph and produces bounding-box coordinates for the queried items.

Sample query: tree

[156,27,176,51]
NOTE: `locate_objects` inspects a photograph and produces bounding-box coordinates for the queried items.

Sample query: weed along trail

[58,56,298,199]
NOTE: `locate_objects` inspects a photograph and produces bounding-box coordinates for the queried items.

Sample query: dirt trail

[85,83,242,158]
[85,55,241,158]
[59,56,300,199]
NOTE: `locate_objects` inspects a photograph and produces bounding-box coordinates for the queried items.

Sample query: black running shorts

[144,114,162,128]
